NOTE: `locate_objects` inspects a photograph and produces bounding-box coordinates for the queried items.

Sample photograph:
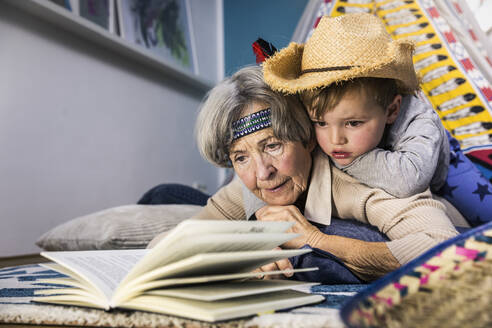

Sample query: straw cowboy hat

[263,13,419,94]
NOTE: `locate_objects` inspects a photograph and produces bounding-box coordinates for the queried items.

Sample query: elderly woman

[150,65,459,282]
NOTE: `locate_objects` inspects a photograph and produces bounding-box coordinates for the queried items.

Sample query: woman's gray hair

[195,65,314,167]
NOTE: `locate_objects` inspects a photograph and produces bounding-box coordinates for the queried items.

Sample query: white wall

[0,0,222,256]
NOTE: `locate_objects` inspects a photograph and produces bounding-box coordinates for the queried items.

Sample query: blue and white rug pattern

[0,264,65,304]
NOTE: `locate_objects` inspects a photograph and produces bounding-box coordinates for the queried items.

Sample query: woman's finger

[273,258,294,278]
[252,255,294,280]
[254,262,279,279]
[256,205,300,220]
[256,206,321,248]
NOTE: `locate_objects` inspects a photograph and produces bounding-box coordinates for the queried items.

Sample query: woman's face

[229,102,314,206]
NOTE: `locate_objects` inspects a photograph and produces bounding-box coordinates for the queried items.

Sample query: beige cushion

[36,204,202,251]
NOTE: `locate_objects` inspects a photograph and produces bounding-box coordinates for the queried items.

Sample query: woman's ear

[386,94,402,124]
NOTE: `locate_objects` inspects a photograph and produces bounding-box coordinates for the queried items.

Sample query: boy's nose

[331,129,346,145]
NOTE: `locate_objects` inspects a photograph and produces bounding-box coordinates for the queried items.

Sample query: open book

[34,219,324,322]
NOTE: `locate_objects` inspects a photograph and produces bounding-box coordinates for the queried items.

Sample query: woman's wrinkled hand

[252,247,294,279]
[255,205,322,249]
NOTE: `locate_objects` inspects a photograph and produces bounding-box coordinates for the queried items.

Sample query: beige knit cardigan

[193,151,459,265]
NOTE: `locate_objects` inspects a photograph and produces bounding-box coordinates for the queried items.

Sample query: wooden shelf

[5,0,215,93]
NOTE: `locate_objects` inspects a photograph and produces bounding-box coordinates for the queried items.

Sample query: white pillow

[36,204,202,251]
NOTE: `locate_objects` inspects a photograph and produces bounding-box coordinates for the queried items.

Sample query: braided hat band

[232,108,272,140]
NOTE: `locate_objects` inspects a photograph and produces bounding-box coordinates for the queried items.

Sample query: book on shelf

[34,219,324,322]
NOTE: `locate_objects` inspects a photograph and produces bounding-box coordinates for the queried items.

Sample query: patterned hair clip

[232,108,272,140]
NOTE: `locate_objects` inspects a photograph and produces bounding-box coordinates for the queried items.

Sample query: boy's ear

[386,94,402,124]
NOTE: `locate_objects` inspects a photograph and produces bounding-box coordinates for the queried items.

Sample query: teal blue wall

[224,0,308,76]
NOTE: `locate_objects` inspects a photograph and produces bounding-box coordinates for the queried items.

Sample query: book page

[32,293,109,310]
[142,249,310,279]
[41,249,147,302]
[131,267,318,293]
[122,220,294,283]
[115,248,312,304]
[120,290,325,322]
[124,232,297,285]
[113,267,318,303]
[40,262,106,298]
[146,280,319,301]
[152,232,299,265]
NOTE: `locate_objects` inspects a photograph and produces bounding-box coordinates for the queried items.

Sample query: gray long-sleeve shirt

[332,94,450,198]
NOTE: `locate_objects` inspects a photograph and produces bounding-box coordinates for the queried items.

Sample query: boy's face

[308,89,400,166]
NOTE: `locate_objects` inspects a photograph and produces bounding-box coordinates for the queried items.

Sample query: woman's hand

[256,207,400,281]
[252,247,294,279]
[255,205,322,249]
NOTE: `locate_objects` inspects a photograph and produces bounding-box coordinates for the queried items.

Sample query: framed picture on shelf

[116,0,198,75]
[49,0,117,34]
[79,0,116,34]
[48,0,78,13]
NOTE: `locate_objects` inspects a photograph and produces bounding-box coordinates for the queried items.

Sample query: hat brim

[264,40,418,94]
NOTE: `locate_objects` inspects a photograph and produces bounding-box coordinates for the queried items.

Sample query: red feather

[252,38,278,64]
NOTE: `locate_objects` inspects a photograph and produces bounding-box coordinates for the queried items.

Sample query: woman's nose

[255,156,275,180]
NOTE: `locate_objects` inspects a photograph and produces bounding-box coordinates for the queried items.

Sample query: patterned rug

[0,264,365,327]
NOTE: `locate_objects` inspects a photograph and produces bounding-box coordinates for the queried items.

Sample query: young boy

[301,77,448,198]
[263,13,492,226]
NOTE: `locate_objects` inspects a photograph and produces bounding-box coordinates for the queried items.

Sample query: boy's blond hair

[301,77,399,119]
